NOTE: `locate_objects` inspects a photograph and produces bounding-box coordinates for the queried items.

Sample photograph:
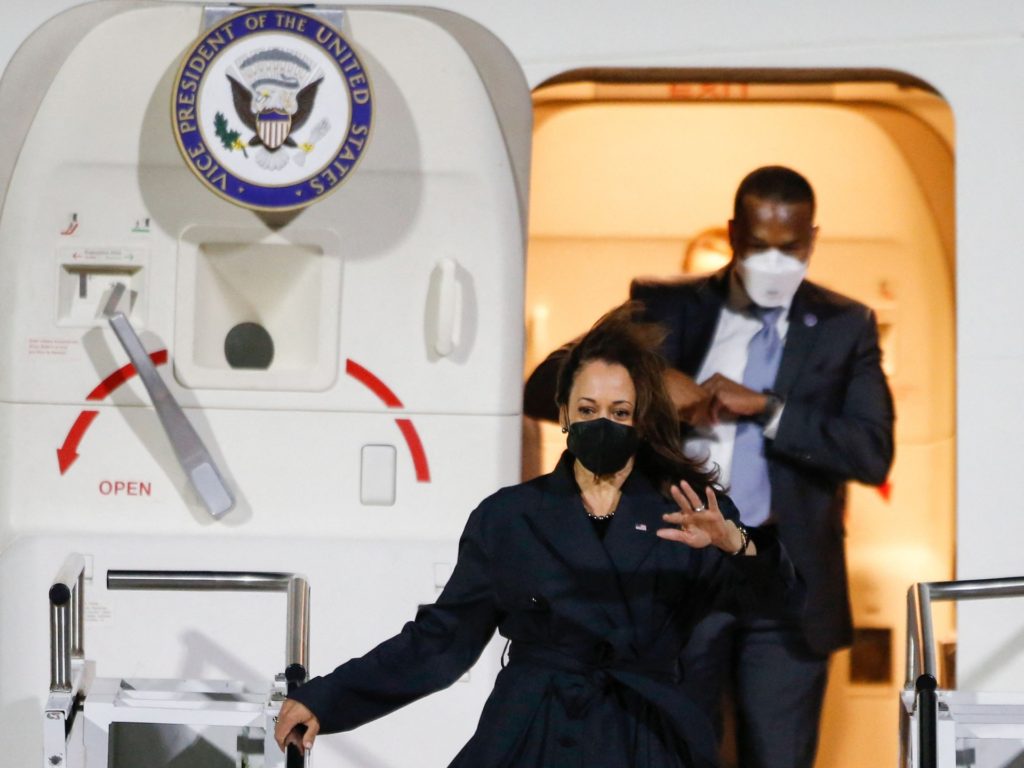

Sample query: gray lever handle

[104,283,235,518]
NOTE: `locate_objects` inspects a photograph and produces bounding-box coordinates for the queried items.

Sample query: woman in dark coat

[275,305,799,768]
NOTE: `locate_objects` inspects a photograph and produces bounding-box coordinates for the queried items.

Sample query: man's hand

[274,699,320,755]
[701,373,769,423]
[664,369,713,427]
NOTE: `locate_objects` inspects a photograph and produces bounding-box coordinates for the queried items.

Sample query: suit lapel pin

[803,313,818,327]
[635,523,647,531]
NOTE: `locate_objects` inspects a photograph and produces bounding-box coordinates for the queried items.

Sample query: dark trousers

[680,611,829,768]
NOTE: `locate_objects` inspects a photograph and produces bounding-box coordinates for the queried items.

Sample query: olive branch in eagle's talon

[214,111,249,158]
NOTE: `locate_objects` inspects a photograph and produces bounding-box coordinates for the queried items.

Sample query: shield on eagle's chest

[257,110,292,149]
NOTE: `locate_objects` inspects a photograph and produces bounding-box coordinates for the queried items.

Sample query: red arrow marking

[57,410,99,474]
[395,418,430,483]
[58,349,169,476]
[877,479,892,502]
[346,358,430,483]
[345,359,403,407]
[86,349,168,401]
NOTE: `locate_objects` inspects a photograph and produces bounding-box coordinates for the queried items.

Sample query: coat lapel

[525,454,678,634]
[774,281,825,397]
[525,454,626,603]
[678,269,728,375]
[601,470,683,643]
[600,470,670,584]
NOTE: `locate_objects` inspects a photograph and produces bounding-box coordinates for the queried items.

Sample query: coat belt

[505,641,716,766]
[507,641,679,719]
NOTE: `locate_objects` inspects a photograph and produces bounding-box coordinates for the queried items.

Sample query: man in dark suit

[523,166,894,768]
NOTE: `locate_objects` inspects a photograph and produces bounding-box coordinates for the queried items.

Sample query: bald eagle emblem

[226,47,324,170]
[173,6,373,211]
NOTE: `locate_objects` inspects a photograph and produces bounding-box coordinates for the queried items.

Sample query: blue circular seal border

[172,7,373,211]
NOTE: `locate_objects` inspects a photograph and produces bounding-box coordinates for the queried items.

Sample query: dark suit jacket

[290,452,798,768]
[629,268,894,654]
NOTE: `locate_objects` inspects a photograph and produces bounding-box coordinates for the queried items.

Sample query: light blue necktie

[730,306,784,527]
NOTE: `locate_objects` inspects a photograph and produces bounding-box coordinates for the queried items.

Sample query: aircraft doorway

[522,72,955,768]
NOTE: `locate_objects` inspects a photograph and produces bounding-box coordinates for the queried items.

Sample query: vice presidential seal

[172,7,372,211]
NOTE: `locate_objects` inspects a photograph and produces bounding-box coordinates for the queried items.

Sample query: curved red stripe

[86,350,169,401]
[395,418,430,483]
[345,359,429,482]
[345,359,404,408]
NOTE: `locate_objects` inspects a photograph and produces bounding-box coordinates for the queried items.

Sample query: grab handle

[48,554,85,692]
[433,258,459,356]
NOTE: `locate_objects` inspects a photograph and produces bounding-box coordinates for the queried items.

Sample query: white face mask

[735,248,808,308]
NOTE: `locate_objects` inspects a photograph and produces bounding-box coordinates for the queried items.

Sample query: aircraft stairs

[42,553,310,768]
[903,577,1024,768]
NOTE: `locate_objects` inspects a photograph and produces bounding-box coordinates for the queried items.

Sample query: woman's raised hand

[657,481,740,553]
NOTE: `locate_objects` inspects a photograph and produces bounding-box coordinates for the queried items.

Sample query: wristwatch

[755,390,784,426]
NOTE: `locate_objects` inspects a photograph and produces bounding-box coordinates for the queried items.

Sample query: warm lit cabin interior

[522,73,955,767]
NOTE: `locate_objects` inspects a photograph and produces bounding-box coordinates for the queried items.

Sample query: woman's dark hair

[554,303,719,495]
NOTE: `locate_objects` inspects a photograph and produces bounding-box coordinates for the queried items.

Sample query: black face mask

[567,418,640,475]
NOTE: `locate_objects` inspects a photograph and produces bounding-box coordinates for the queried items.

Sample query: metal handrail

[902,575,1024,768]
[107,569,311,679]
[286,574,311,679]
[905,576,1024,685]
[48,554,86,692]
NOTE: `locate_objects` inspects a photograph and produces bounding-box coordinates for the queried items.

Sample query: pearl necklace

[582,492,619,520]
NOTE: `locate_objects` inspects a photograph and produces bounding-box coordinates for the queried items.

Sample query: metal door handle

[104,283,235,518]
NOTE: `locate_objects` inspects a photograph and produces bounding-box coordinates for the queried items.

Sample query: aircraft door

[0,4,530,766]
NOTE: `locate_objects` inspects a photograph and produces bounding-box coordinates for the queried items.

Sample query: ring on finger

[692,504,707,513]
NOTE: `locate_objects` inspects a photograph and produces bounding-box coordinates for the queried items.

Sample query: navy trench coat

[290,452,800,767]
